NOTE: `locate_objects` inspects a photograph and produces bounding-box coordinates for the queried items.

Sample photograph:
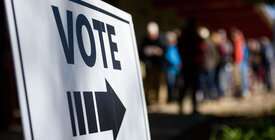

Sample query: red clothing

[233,36,244,64]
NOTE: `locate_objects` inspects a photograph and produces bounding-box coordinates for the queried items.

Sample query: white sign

[4,0,150,140]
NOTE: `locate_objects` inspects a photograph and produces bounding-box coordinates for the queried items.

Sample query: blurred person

[217,29,233,95]
[218,29,233,93]
[231,28,250,97]
[173,28,182,39]
[139,21,166,104]
[211,31,223,98]
[199,31,219,100]
[248,39,265,90]
[231,28,243,95]
[260,37,274,91]
[165,31,182,102]
[178,18,203,114]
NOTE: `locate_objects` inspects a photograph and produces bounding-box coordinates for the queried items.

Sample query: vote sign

[4,0,150,140]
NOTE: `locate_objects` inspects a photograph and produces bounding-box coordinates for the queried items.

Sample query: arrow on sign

[66,80,126,139]
[95,79,126,140]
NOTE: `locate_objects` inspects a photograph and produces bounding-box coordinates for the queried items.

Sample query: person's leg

[144,67,152,104]
[192,70,200,113]
[152,67,162,103]
[216,64,225,97]
[233,63,242,96]
[167,72,176,102]
[266,64,272,91]
[208,69,217,99]
[224,63,233,94]
[145,66,160,104]
[241,63,249,95]
[178,71,190,114]
[199,71,208,99]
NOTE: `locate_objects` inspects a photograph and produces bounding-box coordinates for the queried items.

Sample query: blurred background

[1,0,275,139]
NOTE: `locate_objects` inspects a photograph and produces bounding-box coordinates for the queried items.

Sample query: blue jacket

[165,45,182,74]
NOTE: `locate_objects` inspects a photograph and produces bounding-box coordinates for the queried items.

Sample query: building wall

[104,0,185,47]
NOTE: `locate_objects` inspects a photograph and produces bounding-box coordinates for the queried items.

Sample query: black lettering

[107,24,121,70]
[76,14,96,67]
[92,19,108,68]
[52,6,74,64]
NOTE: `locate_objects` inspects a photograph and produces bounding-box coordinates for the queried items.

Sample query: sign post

[4,0,150,139]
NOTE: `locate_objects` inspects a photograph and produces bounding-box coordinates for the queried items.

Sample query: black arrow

[95,79,126,140]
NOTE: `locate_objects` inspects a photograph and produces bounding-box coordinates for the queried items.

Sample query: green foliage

[272,106,275,114]
[221,125,243,140]
[210,118,275,140]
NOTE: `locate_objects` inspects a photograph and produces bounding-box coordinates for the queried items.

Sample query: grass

[210,117,275,140]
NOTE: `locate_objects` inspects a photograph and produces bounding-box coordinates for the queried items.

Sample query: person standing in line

[139,21,166,105]
[200,32,219,100]
[217,29,233,96]
[231,28,249,97]
[177,18,203,114]
[248,39,264,91]
[260,37,274,91]
[165,31,182,103]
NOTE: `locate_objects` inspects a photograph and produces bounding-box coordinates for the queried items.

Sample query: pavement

[147,89,275,140]
[148,92,275,116]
